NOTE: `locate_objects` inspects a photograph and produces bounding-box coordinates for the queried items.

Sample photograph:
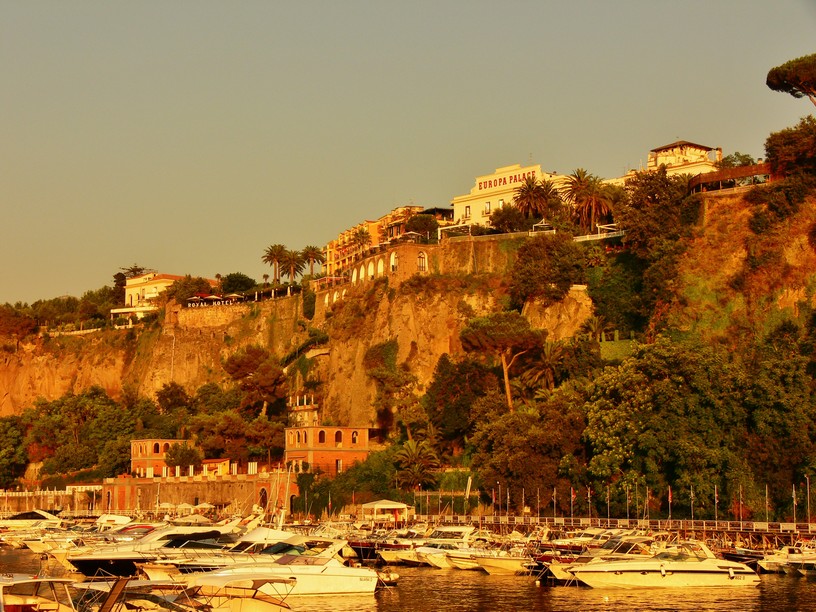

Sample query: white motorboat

[401,525,487,568]
[569,540,760,589]
[0,573,76,611]
[63,518,243,576]
[74,575,294,611]
[473,552,533,575]
[545,534,660,582]
[138,532,342,580]
[193,553,382,596]
[758,541,816,574]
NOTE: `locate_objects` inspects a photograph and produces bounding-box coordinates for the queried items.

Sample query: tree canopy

[766,53,816,107]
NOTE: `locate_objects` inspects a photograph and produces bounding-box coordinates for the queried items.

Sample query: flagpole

[690,485,694,521]
[714,484,718,522]
[765,483,769,522]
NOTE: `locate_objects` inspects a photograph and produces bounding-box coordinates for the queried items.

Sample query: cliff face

[0,237,593,421]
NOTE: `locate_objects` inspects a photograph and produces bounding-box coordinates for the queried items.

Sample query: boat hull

[573,564,760,589]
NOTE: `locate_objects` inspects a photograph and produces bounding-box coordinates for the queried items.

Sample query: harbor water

[3,547,816,611]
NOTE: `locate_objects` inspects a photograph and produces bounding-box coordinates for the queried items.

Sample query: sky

[2,1,815,305]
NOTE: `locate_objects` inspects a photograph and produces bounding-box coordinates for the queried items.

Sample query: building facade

[284,425,370,476]
[324,205,435,276]
[450,163,567,229]
[608,140,723,186]
[130,439,191,478]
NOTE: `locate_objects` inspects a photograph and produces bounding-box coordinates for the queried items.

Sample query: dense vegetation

[2,88,816,522]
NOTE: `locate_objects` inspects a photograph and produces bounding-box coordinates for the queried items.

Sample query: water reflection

[3,550,816,611]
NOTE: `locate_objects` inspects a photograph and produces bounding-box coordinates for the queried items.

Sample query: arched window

[318,430,326,444]
[324,293,330,306]
[333,291,340,303]
[163,443,170,453]
[352,268,358,284]
[153,442,160,454]
[296,431,301,445]
[303,431,308,444]
[367,261,374,280]
[359,264,366,282]
[417,252,427,272]
[259,488,268,510]
[335,431,343,447]
[377,258,384,276]
[351,431,359,444]
[390,251,398,272]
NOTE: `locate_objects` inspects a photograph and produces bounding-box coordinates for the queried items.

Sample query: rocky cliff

[0,237,594,422]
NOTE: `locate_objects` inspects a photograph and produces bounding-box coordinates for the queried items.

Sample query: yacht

[63,518,243,577]
[569,540,760,589]
[191,552,383,596]
[0,573,76,611]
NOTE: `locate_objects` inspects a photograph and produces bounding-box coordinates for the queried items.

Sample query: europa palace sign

[477,166,538,191]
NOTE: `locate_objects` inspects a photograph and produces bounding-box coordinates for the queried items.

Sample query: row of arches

[288,429,361,448]
[322,251,429,307]
[133,442,172,457]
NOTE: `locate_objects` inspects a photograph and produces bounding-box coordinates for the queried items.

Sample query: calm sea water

[3,548,816,611]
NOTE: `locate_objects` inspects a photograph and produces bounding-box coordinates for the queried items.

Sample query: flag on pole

[571,487,576,503]
[714,485,718,504]
[328,492,332,514]
[668,486,672,504]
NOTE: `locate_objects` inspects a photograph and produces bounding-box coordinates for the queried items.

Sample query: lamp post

[497,482,501,517]
[807,475,811,525]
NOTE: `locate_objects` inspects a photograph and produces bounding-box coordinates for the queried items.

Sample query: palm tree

[262,273,269,287]
[280,249,305,282]
[301,245,326,278]
[351,227,371,257]
[394,440,440,491]
[564,169,612,233]
[262,244,287,285]
[520,340,565,391]
[513,175,547,218]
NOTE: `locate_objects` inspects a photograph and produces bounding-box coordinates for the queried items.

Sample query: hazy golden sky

[2,1,814,304]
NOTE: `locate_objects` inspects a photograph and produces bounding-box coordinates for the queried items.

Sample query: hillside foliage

[3,114,816,521]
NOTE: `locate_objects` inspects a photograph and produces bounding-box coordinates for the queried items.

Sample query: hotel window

[484,202,491,215]
[498,199,504,208]
[464,205,471,219]
[417,252,427,272]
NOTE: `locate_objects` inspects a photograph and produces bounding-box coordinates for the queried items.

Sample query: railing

[411,514,815,536]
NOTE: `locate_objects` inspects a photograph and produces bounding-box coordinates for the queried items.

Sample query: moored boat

[569,540,760,589]
[0,573,76,611]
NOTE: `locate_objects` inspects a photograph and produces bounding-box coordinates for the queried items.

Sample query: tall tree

[281,249,305,282]
[351,227,371,255]
[460,312,546,411]
[262,244,287,284]
[513,175,548,218]
[221,272,256,294]
[300,246,326,278]
[564,169,612,233]
[508,232,585,309]
[223,345,288,416]
[766,53,816,107]
[394,440,440,491]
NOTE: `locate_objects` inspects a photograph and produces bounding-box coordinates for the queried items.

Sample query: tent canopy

[361,499,408,510]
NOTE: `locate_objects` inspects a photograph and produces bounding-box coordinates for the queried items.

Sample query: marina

[5,512,816,610]
[3,547,816,611]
